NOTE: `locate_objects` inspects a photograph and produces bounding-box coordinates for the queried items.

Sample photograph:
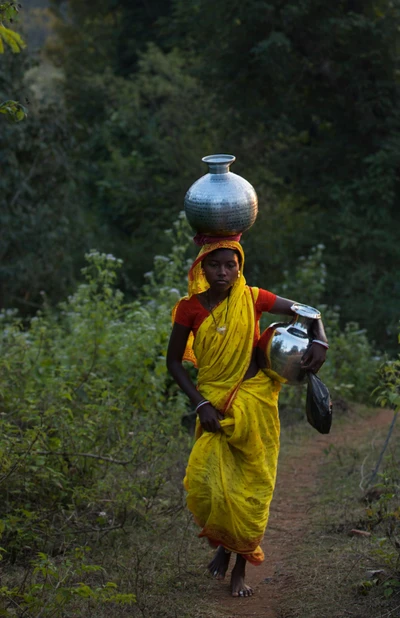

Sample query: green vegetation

[264,242,380,421]
[0,2,27,122]
[272,403,400,618]
[281,339,400,617]
[0,217,392,616]
[0,219,211,616]
[0,0,399,351]
[1,1,399,615]
[366,344,400,591]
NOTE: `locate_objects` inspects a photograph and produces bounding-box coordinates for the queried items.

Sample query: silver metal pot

[184,154,258,236]
[256,304,321,385]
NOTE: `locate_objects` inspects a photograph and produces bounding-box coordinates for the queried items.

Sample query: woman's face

[202,249,240,292]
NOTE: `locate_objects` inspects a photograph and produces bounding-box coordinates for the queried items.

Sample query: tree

[22,0,400,349]
[170,0,400,347]
[0,1,27,121]
[47,1,222,287]
[0,22,96,311]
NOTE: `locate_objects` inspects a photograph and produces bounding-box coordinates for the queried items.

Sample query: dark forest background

[2,0,400,351]
[2,5,400,615]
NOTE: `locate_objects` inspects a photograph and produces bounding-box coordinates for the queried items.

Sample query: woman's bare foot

[230,554,253,597]
[207,546,231,579]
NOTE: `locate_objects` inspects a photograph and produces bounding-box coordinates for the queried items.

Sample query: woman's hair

[202,248,242,267]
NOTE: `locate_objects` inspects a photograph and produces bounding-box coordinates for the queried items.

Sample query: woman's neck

[207,287,231,305]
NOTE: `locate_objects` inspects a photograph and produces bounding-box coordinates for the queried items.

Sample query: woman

[166,239,327,597]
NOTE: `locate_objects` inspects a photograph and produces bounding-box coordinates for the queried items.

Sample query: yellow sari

[177,240,281,565]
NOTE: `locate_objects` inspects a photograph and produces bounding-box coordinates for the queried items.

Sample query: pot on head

[184,154,258,236]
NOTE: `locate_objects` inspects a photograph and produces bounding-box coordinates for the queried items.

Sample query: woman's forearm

[271,296,328,344]
[310,318,328,344]
[167,360,205,406]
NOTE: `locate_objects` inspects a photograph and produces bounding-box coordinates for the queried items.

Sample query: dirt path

[212,407,395,618]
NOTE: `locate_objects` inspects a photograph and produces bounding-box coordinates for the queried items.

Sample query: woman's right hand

[198,404,224,433]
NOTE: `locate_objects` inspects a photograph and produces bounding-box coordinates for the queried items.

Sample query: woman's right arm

[166,323,222,432]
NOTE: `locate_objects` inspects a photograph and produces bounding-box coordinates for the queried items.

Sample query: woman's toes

[235,586,253,597]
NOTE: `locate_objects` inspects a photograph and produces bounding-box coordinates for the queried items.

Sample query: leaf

[0,3,20,23]
[74,583,95,598]
[0,100,27,123]
[0,25,25,53]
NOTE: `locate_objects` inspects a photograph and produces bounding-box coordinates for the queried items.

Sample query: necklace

[206,289,230,335]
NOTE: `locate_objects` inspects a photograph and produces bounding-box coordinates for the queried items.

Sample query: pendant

[216,326,227,335]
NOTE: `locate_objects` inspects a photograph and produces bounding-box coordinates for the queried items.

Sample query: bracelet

[312,339,329,349]
[195,399,210,413]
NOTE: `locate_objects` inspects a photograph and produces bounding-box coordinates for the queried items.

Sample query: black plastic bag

[306,372,332,434]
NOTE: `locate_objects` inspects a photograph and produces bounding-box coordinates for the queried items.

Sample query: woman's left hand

[300,342,327,374]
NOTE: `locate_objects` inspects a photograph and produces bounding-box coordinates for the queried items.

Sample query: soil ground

[204,407,400,618]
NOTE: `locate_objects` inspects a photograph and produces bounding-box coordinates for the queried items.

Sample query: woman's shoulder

[247,286,260,301]
[174,295,204,326]
[176,295,200,309]
[249,286,277,311]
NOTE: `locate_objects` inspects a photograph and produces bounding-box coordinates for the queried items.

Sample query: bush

[0,215,194,615]
[264,245,380,423]
[0,213,382,614]
[357,334,400,599]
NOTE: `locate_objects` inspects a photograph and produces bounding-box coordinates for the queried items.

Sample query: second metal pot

[256,304,321,385]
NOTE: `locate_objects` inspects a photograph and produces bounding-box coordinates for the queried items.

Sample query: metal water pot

[256,304,321,385]
[184,154,258,236]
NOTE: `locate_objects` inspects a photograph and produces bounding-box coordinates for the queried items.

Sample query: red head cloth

[193,232,242,246]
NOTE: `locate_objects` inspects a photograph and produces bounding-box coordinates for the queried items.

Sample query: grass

[1,480,220,618]
[4,405,399,618]
[86,518,219,617]
[276,404,400,618]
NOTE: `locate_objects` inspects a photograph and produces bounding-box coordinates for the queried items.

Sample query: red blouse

[174,287,277,346]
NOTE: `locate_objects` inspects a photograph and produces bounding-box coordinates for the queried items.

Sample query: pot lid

[291,303,321,320]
